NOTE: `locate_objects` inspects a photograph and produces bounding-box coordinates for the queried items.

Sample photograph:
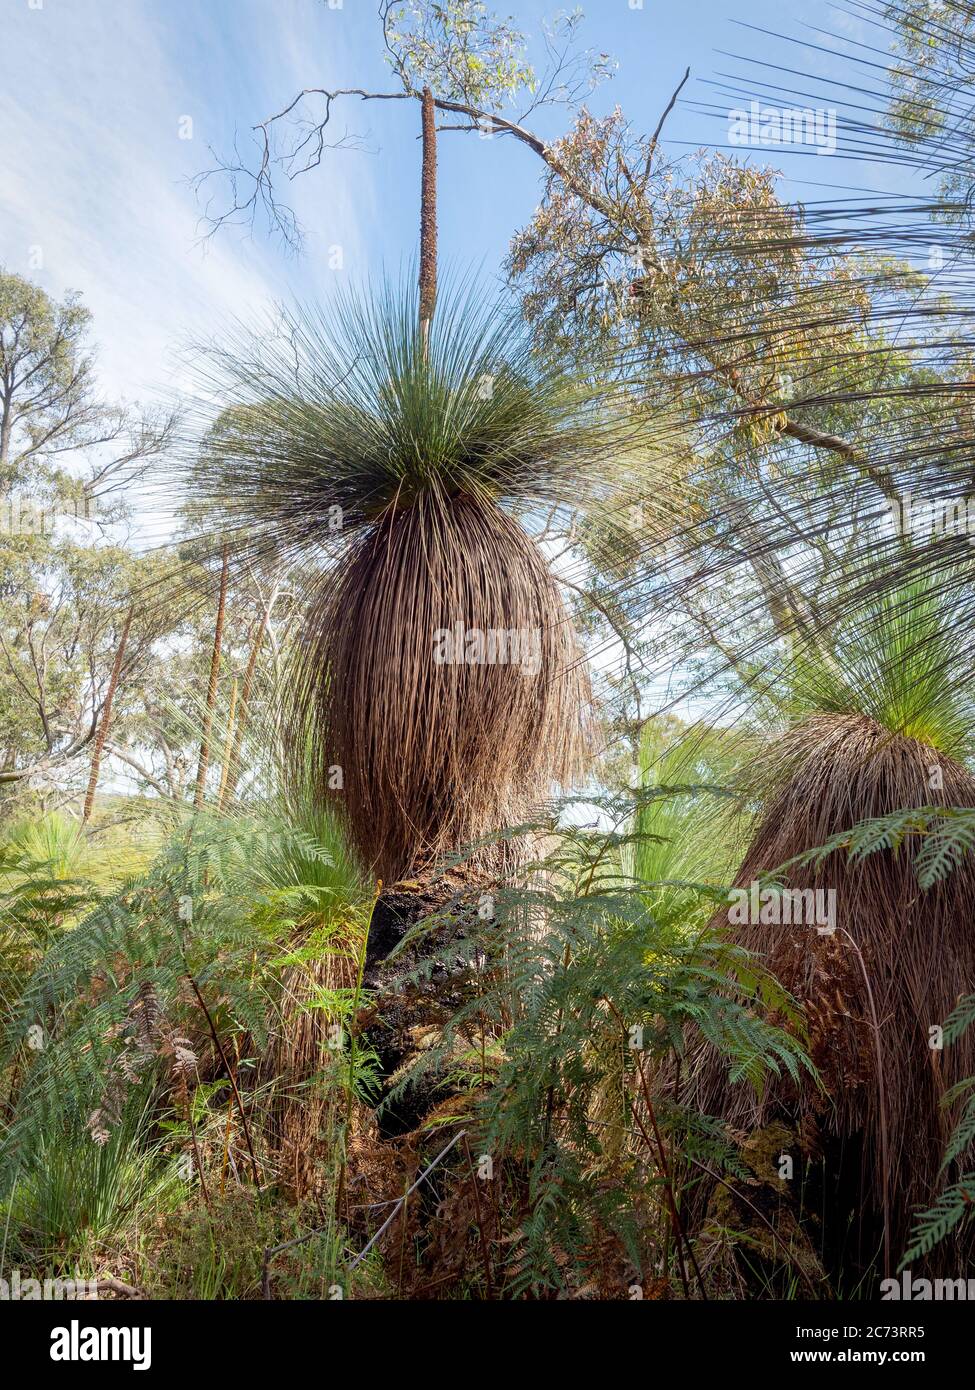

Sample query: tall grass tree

[691,572,975,1278]
[176,276,661,883]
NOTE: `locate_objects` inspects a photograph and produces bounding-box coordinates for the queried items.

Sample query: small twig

[462,1133,495,1299]
[96,1276,146,1300]
[183,1090,211,1210]
[646,67,691,176]
[186,973,260,1186]
[82,607,133,823]
[347,1130,466,1273]
[604,997,707,1298]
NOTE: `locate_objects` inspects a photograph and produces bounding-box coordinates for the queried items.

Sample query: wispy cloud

[0,0,369,404]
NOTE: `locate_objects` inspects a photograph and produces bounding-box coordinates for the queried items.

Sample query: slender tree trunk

[220,573,279,807]
[194,544,230,809]
[82,607,134,823]
[0,389,14,486]
[215,676,239,811]
[418,85,438,351]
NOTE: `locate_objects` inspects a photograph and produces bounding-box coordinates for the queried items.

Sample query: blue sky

[1,0,898,411]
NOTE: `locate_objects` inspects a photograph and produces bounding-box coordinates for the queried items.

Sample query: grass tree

[181,3,661,884]
[692,572,975,1278]
[179,277,656,884]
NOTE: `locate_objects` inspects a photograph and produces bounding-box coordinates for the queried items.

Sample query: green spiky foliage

[0,816,96,1011]
[777,570,975,762]
[178,275,664,882]
[625,723,749,938]
[2,1089,185,1265]
[0,804,375,1271]
[0,811,155,1042]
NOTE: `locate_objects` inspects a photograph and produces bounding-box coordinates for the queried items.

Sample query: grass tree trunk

[82,607,134,823]
[194,543,230,809]
[418,85,437,351]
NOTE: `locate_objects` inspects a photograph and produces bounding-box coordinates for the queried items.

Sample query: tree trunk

[82,607,134,823]
[220,573,279,806]
[193,544,230,809]
[215,675,239,811]
[418,85,438,352]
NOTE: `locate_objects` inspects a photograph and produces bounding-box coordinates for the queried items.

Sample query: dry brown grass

[262,944,358,1198]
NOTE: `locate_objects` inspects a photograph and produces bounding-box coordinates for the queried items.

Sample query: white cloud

[0,0,369,406]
